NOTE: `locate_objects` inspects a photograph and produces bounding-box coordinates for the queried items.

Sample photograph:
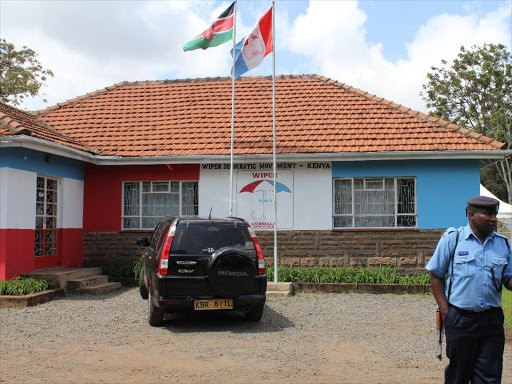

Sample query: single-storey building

[1,74,509,279]
[0,102,95,278]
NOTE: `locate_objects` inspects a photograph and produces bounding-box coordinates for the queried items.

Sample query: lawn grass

[503,288,512,329]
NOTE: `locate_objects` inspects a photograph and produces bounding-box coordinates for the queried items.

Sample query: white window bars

[333,177,417,229]
[35,176,58,256]
[122,181,198,230]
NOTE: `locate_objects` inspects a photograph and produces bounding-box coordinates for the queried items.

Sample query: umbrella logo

[240,180,291,221]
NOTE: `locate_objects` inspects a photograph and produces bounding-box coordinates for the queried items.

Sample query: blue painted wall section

[332,160,480,229]
[0,148,84,180]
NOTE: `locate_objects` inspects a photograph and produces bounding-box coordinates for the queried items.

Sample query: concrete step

[80,282,122,295]
[266,282,294,296]
[267,282,294,291]
[27,267,102,291]
[63,268,102,281]
[67,275,109,291]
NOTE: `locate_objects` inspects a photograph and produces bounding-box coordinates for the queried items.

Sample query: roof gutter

[92,150,512,165]
[0,135,95,162]
[2,135,510,165]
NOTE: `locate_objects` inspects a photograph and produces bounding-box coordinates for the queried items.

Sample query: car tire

[148,293,164,327]
[208,247,256,297]
[139,267,148,300]
[245,303,264,321]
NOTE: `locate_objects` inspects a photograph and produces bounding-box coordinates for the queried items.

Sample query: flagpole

[271,1,278,283]
[229,0,237,217]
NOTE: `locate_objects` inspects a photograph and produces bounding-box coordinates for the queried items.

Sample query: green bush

[0,277,51,296]
[266,265,430,285]
[89,258,144,280]
[133,257,143,279]
[91,260,432,284]
[95,260,137,279]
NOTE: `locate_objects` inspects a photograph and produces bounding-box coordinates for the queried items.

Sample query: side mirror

[136,237,150,247]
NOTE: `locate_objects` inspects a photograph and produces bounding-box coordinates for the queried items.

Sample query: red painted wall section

[35,255,58,270]
[0,229,35,280]
[0,229,83,279]
[83,164,200,232]
[59,228,83,268]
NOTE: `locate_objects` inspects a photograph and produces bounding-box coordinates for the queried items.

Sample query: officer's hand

[440,304,450,321]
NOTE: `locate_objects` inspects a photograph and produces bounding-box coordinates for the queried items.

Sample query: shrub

[266,265,430,285]
[95,260,137,279]
[133,257,143,279]
[0,277,51,296]
[87,258,144,280]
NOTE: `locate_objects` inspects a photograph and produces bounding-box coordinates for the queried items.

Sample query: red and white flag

[231,7,272,77]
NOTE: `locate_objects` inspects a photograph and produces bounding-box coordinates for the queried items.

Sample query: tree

[421,43,512,203]
[0,39,54,106]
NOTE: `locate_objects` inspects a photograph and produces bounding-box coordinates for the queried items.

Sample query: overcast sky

[1,0,510,113]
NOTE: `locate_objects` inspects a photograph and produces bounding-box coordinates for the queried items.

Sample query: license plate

[194,299,233,310]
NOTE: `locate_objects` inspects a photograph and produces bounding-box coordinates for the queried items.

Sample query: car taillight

[158,224,176,275]
[248,224,266,275]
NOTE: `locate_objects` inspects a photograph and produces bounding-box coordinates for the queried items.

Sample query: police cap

[466,196,499,209]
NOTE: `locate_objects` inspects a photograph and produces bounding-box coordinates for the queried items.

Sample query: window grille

[122,181,198,230]
[35,176,58,256]
[333,177,416,228]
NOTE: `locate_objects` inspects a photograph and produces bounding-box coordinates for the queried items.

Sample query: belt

[450,304,499,314]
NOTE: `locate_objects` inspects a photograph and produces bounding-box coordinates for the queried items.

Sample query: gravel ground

[1,288,511,384]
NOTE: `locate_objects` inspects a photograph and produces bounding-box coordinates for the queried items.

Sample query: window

[333,177,416,228]
[35,176,58,256]
[122,181,198,229]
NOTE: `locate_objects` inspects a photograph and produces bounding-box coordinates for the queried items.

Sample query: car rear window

[171,222,255,254]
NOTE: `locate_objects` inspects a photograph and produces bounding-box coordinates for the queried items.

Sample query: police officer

[426,196,512,384]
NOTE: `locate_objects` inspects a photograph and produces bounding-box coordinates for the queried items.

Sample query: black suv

[137,217,267,326]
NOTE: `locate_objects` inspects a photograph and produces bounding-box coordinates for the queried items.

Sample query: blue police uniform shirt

[426,223,512,311]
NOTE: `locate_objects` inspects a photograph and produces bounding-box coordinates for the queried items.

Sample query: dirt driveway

[1,288,510,384]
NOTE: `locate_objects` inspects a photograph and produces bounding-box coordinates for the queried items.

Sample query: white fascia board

[93,150,512,165]
[0,135,94,162]
[2,135,510,164]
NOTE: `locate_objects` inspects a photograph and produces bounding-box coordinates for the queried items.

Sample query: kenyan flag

[183,2,235,51]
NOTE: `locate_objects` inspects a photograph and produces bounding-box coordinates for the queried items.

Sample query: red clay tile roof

[34,75,505,157]
[0,102,97,154]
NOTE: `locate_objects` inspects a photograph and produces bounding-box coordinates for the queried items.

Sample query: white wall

[0,168,83,230]
[0,167,37,229]
[199,167,231,218]
[199,162,332,230]
[292,164,332,230]
[61,178,84,229]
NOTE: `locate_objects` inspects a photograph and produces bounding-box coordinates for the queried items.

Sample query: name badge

[458,251,469,256]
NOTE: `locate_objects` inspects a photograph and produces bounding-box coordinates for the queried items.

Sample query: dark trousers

[444,305,505,384]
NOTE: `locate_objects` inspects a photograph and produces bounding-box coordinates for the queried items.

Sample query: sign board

[236,170,294,229]
[199,162,332,230]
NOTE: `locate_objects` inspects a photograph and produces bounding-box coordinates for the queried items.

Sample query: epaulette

[494,232,511,249]
[443,227,461,236]
[494,232,509,240]
[442,226,463,240]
